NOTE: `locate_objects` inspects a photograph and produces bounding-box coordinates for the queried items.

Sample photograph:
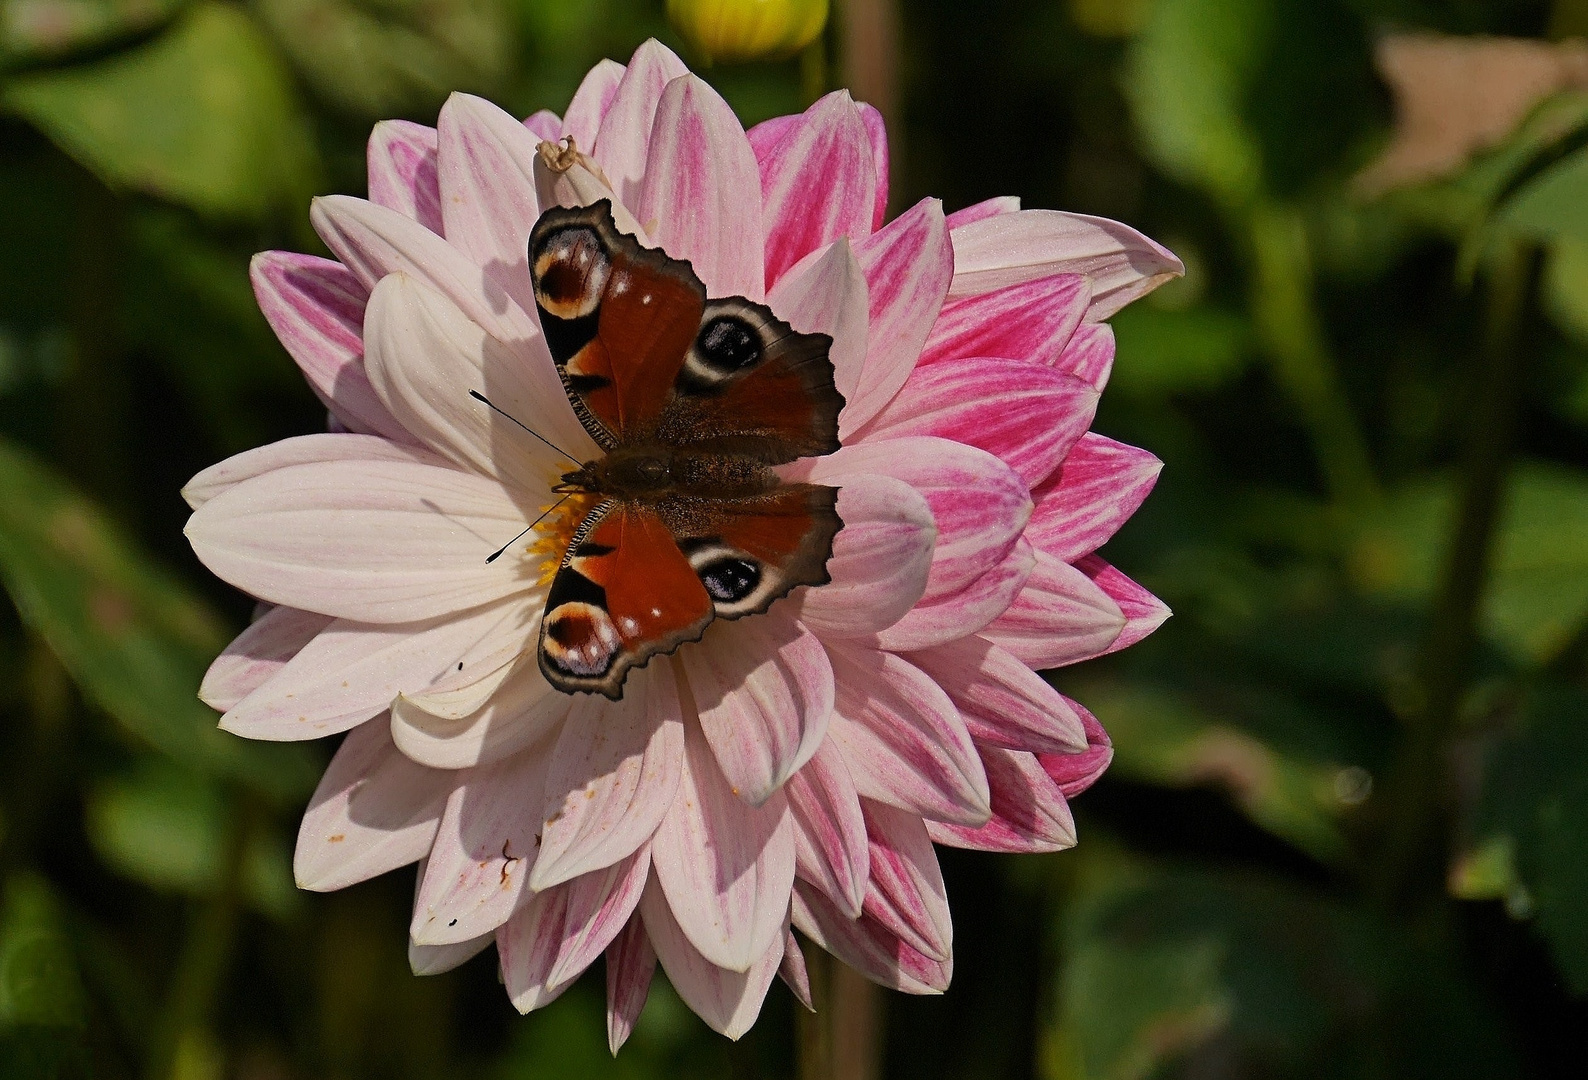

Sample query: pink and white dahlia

[184,40,1178,1044]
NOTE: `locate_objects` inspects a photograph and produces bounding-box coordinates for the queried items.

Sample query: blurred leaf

[0,436,316,800]
[256,0,514,118]
[2,3,321,219]
[1544,238,1588,347]
[1044,854,1520,1080]
[0,0,185,64]
[1109,305,1252,396]
[0,874,91,1077]
[1498,143,1588,243]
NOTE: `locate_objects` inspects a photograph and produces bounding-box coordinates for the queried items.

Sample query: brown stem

[838,0,902,210]
[797,951,883,1080]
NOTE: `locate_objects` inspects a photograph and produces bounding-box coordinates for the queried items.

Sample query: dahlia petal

[249,252,408,442]
[366,120,443,233]
[765,237,869,402]
[593,39,689,209]
[791,472,935,639]
[412,746,550,944]
[980,549,1126,669]
[390,658,571,770]
[1053,322,1115,389]
[874,538,1035,652]
[791,881,950,995]
[1076,555,1171,653]
[531,663,685,889]
[779,926,814,1011]
[918,274,1089,368]
[927,745,1076,853]
[859,359,1100,489]
[363,273,595,497]
[561,58,625,151]
[639,874,784,1040]
[523,110,561,142]
[824,642,990,826]
[294,718,453,891]
[757,91,878,288]
[182,433,436,510]
[531,148,651,242]
[943,196,1020,229]
[786,739,869,919]
[200,605,332,711]
[409,932,492,975]
[435,93,545,316]
[842,199,953,435]
[652,713,795,972]
[638,74,765,300]
[1028,434,1162,562]
[681,608,833,806]
[862,801,952,962]
[220,599,531,740]
[746,113,799,160]
[858,103,889,232]
[946,209,1184,320]
[605,913,656,1055]
[903,635,1086,755]
[1038,699,1113,797]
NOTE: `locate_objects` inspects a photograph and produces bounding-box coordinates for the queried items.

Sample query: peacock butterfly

[526,199,845,699]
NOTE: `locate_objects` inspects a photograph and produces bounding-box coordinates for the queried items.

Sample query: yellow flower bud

[666,0,829,64]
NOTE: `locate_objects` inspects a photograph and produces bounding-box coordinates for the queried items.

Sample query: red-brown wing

[538,501,713,698]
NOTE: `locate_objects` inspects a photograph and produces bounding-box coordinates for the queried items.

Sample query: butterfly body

[527,201,845,699]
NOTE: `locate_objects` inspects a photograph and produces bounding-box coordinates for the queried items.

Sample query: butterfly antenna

[468,390,578,461]
[486,494,574,564]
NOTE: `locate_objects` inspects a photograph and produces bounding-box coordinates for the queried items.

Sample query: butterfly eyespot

[532,225,610,319]
[696,315,762,373]
[543,602,621,677]
[699,557,761,603]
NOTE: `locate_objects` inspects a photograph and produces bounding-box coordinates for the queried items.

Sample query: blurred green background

[2,0,1588,1076]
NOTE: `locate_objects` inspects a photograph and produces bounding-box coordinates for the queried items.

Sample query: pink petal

[861,801,952,962]
[220,599,531,740]
[681,608,833,806]
[410,930,492,975]
[411,746,549,944]
[637,74,765,300]
[946,209,1183,320]
[874,538,1035,653]
[791,881,950,995]
[200,605,332,711]
[842,199,953,435]
[918,274,1089,368]
[1028,434,1162,562]
[593,39,690,208]
[859,358,1100,489]
[927,745,1076,853]
[249,252,408,442]
[747,113,799,159]
[651,712,795,972]
[185,458,538,624]
[523,110,561,141]
[1076,555,1171,653]
[944,196,1020,230]
[1038,699,1112,796]
[639,874,784,1040]
[531,662,685,889]
[561,58,625,151]
[824,642,990,826]
[765,237,869,402]
[605,913,656,1054]
[903,635,1086,755]
[791,472,935,639]
[779,925,814,1011]
[785,738,869,919]
[366,120,443,233]
[1052,322,1115,389]
[980,550,1125,670]
[294,718,454,891]
[858,103,889,232]
[390,659,571,770]
[182,433,436,510]
[757,91,878,289]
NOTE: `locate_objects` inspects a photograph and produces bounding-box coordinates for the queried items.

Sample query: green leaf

[1498,143,1588,244]
[0,875,84,1031]
[0,0,186,64]
[0,436,316,801]
[1108,305,1252,397]
[2,3,321,219]
[1543,238,1588,347]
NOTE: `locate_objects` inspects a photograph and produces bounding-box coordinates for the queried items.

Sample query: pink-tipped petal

[651,709,795,972]
[561,58,625,151]
[523,110,561,141]
[918,274,1089,369]
[248,252,408,442]
[639,875,784,1040]
[1052,321,1115,389]
[390,658,571,770]
[594,40,690,208]
[779,926,814,1010]
[1076,555,1171,653]
[1028,434,1162,562]
[532,662,685,889]
[412,746,550,944]
[765,237,869,402]
[928,745,1077,853]
[182,433,436,511]
[1038,701,1113,797]
[637,74,765,300]
[857,103,889,232]
[606,913,656,1055]
[757,91,878,288]
[682,609,833,806]
[904,635,1087,755]
[875,539,1036,653]
[294,718,453,891]
[200,605,332,711]
[861,801,952,962]
[791,881,950,995]
[785,738,869,919]
[824,642,990,826]
[944,196,1020,230]
[842,199,953,435]
[946,209,1184,319]
[366,120,443,233]
[980,550,1126,670]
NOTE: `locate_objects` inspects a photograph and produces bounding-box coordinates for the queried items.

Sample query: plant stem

[797,951,882,1080]
[839,0,901,211]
